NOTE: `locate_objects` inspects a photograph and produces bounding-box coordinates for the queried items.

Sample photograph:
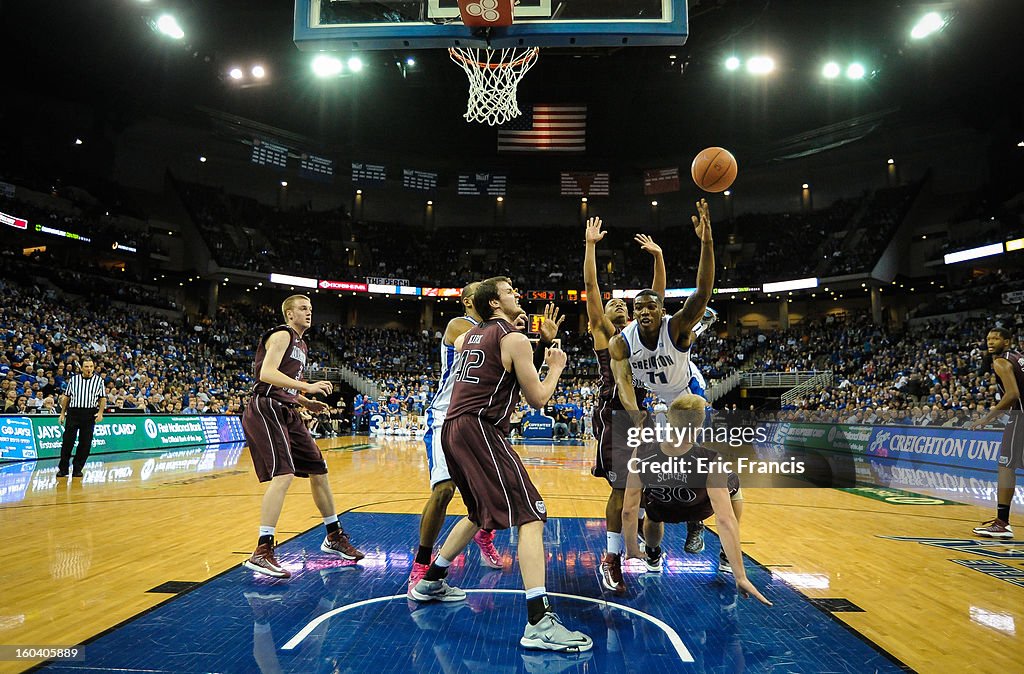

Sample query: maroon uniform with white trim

[242,325,327,482]
[441,318,547,529]
[592,344,648,485]
[996,351,1024,470]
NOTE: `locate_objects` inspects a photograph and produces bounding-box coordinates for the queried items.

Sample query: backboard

[294,0,688,50]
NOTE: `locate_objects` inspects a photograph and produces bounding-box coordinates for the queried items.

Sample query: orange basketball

[691,147,738,193]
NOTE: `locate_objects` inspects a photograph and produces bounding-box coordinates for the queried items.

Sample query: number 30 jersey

[620,316,692,404]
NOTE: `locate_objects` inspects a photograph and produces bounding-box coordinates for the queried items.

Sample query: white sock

[525,586,547,600]
[323,514,339,527]
[258,525,275,538]
[606,531,624,555]
[434,554,453,568]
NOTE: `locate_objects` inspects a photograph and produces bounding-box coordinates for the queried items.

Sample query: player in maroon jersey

[969,327,1023,539]
[584,215,666,594]
[409,277,592,653]
[241,295,364,579]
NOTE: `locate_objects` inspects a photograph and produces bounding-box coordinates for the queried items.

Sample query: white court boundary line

[281,589,693,663]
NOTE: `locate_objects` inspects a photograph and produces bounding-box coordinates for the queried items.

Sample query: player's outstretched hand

[304,399,329,414]
[305,380,333,397]
[634,233,662,256]
[544,346,567,371]
[585,217,606,244]
[691,198,712,242]
[538,303,565,342]
[737,577,773,606]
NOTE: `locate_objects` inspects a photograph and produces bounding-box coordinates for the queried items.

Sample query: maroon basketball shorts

[242,397,327,482]
[441,415,547,530]
[1000,411,1024,471]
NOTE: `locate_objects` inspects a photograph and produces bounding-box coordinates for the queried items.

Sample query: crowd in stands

[768,312,1015,427]
[909,268,1024,318]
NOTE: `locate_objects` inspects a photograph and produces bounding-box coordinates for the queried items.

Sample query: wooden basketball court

[1,436,1021,673]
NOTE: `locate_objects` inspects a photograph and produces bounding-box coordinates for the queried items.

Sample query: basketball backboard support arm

[293,0,688,50]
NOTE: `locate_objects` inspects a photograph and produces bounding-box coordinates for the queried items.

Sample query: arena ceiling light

[911,12,946,40]
[724,56,741,71]
[312,55,344,78]
[846,63,866,80]
[252,65,266,79]
[229,67,244,80]
[156,14,185,40]
[347,56,365,73]
[822,61,841,79]
[746,56,775,75]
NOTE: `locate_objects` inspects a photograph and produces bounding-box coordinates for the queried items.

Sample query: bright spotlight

[405,57,416,67]
[802,183,810,189]
[911,12,945,40]
[74,138,83,146]
[156,14,185,40]
[347,56,364,72]
[746,56,775,75]
[229,67,243,80]
[725,56,741,71]
[846,62,866,80]
[312,55,343,78]
[280,181,288,187]
[822,61,841,79]
[199,156,207,163]
[252,65,266,79]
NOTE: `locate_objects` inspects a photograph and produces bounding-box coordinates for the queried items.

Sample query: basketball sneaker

[408,562,430,595]
[644,546,663,573]
[410,578,467,603]
[718,549,732,575]
[321,530,365,560]
[474,529,503,569]
[520,613,593,653]
[972,518,1013,539]
[243,541,291,579]
[599,552,626,594]
[685,521,705,554]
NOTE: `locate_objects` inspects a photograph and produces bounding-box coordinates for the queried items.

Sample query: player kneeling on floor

[621,393,772,606]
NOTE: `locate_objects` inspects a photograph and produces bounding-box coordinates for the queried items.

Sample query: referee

[57,357,107,478]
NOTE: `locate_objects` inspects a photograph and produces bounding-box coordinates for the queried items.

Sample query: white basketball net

[449,47,540,126]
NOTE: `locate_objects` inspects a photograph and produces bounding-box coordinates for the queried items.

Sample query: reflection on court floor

[35,512,906,673]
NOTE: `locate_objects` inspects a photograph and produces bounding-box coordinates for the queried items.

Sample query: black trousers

[59,408,97,473]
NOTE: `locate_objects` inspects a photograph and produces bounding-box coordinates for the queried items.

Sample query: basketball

[691,147,738,193]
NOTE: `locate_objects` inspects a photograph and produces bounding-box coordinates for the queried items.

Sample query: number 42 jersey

[620,316,693,404]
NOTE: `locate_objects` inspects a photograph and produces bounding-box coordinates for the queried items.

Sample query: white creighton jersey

[427,316,478,415]
[620,316,692,403]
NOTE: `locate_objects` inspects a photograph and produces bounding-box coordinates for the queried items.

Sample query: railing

[308,365,379,399]
[707,370,743,403]
[740,371,831,390]
[781,371,834,404]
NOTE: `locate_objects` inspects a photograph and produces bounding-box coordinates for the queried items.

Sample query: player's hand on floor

[736,577,772,606]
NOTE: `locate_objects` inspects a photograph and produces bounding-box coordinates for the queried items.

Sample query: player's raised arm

[669,199,715,346]
[504,332,566,409]
[635,233,666,300]
[609,334,641,413]
[584,217,614,341]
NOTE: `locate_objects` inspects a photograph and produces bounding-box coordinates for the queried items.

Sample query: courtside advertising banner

[0,415,245,461]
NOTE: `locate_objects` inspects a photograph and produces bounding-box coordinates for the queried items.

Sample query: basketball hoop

[449,46,540,126]
[449,0,537,126]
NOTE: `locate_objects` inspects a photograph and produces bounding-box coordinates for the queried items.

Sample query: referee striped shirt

[65,374,106,409]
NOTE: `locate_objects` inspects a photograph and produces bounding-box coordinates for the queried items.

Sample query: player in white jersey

[610,198,716,555]
[409,282,504,592]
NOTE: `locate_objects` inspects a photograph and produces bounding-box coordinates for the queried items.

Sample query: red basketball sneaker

[321,530,366,560]
[599,552,626,594]
[972,518,1013,539]
[243,542,291,579]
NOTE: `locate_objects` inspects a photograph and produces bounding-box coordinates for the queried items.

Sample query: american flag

[402,169,438,191]
[560,172,610,196]
[497,104,587,153]
[458,172,508,196]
